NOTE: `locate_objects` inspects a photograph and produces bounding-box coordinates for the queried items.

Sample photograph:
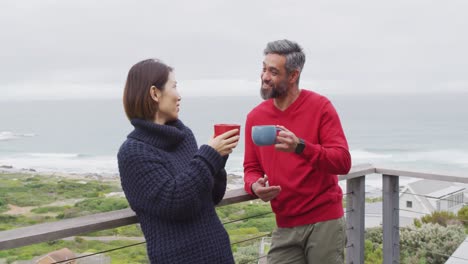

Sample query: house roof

[402,180,465,212]
[427,186,465,198]
[407,179,455,195]
[38,248,75,262]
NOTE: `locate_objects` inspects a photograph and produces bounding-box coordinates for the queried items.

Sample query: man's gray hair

[264,39,306,75]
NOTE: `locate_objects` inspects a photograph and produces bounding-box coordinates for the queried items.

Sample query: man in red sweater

[243,39,351,264]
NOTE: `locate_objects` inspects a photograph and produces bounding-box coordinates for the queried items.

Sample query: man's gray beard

[260,82,288,100]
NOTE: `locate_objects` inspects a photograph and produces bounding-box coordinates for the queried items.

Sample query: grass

[0,172,276,263]
[0,173,121,208]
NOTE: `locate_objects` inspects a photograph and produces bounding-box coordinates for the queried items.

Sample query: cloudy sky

[1,0,467,100]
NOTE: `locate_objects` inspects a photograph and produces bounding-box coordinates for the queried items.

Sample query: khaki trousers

[267,217,346,264]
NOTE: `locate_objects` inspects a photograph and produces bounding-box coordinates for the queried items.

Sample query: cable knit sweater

[117,118,234,264]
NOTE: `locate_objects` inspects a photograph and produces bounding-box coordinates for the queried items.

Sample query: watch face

[295,138,305,154]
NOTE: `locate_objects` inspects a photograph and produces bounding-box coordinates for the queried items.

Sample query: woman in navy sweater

[118,59,238,263]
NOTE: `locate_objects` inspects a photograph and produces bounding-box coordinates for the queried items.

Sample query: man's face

[260,53,289,100]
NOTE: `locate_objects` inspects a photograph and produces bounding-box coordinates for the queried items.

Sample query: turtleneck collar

[128,118,188,150]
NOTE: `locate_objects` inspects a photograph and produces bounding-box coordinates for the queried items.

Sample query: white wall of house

[437,193,464,213]
[399,192,430,219]
[400,189,464,221]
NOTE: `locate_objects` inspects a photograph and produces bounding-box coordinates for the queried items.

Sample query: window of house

[406,201,412,208]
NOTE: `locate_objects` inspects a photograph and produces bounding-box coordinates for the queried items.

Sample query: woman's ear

[150,86,160,102]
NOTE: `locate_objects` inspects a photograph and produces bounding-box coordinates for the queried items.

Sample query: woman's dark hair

[123,59,173,120]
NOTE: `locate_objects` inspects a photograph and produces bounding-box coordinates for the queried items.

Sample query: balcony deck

[1,164,468,263]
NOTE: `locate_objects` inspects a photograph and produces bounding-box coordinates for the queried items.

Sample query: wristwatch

[295,138,305,154]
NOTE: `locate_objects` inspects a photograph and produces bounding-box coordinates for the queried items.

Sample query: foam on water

[0,152,118,175]
[1,94,467,190]
[0,131,36,141]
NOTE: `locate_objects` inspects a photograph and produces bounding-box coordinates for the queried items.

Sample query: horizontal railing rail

[375,166,468,183]
[1,164,467,263]
[0,179,261,251]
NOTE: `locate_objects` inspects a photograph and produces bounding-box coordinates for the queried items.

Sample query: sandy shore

[0,165,120,182]
[0,165,245,189]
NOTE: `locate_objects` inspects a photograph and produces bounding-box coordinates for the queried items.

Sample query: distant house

[35,248,76,264]
[399,179,465,219]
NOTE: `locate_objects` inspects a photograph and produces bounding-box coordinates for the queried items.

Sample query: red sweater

[243,89,351,228]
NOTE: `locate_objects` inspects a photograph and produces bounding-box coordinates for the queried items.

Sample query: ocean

[1,92,468,190]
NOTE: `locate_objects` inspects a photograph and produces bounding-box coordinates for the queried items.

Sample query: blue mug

[252,125,282,146]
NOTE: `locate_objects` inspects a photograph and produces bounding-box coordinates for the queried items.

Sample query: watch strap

[295,138,305,154]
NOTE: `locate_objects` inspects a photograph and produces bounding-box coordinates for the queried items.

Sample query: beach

[1,93,468,192]
[0,165,245,193]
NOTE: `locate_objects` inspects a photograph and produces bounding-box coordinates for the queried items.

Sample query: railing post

[383,174,400,264]
[346,176,365,264]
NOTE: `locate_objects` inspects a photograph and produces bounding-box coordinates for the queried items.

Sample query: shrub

[413,218,422,228]
[85,224,144,237]
[420,211,459,227]
[74,197,129,213]
[233,245,261,264]
[238,218,276,232]
[56,207,82,219]
[228,227,259,236]
[364,239,383,264]
[31,205,69,214]
[365,227,383,244]
[0,197,7,213]
[400,223,465,264]
[457,206,468,226]
[0,214,18,222]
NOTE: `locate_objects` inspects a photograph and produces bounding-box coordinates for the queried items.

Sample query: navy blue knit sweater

[117,119,234,264]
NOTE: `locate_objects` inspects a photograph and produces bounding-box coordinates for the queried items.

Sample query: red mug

[214,124,241,137]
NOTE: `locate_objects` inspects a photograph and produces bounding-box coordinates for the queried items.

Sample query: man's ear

[289,70,300,84]
[150,86,161,102]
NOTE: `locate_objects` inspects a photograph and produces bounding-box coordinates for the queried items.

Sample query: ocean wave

[27,152,82,158]
[2,148,468,184]
[351,148,468,168]
[226,148,468,175]
[363,147,423,152]
[225,155,244,176]
[0,153,118,175]
[351,149,393,160]
[0,131,36,141]
[390,149,468,167]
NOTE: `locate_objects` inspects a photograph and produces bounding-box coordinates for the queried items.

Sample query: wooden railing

[1,164,467,264]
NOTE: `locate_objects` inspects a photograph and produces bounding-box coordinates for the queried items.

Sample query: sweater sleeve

[212,168,227,205]
[301,101,352,175]
[211,155,228,205]
[118,142,225,221]
[243,115,264,196]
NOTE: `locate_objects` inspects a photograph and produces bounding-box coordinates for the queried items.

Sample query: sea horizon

[1,92,468,191]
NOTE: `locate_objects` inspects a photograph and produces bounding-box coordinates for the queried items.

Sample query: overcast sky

[1,0,467,100]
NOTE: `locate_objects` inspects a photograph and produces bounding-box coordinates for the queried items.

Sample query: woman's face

[155,71,181,124]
